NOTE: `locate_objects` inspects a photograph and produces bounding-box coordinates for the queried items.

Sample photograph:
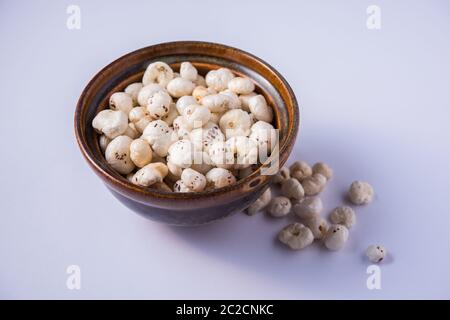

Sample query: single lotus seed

[330,206,356,229]
[312,162,333,180]
[278,223,314,250]
[323,224,349,251]
[281,178,305,200]
[289,161,312,181]
[292,197,323,219]
[366,245,386,263]
[348,181,374,205]
[267,196,291,217]
[302,173,327,196]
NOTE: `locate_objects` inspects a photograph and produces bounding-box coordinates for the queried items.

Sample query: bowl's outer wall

[75,41,299,225]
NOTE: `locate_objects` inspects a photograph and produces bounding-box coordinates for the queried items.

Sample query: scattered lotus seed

[301,173,327,196]
[124,82,143,105]
[366,245,386,263]
[267,196,292,218]
[302,216,329,240]
[289,161,312,181]
[104,135,135,175]
[109,92,133,115]
[312,162,333,180]
[330,206,356,229]
[292,197,323,220]
[281,178,305,200]
[348,181,374,205]
[272,167,290,184]
[278,223,314,250]
[323,224,349,251]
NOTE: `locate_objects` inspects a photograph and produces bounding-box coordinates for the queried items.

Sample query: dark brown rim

[75,41,299,200]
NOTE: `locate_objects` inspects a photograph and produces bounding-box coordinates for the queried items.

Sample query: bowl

[75,41,299,226]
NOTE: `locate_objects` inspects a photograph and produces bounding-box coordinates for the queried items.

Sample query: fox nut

[190,122,225,152]
[348,181,374,205]
[131,162,168,187]
[267,196,291,218]
[278,223,314,250]
[205,67,235,91]
[167,78,196,98]
[289,161,312,181]
[92,109,128,139]
[167,140,194,168]
[142,120,177,157]
[312,162,333,180]
[219,109,252,139]
[137,83,165,107]
[227,77,255,95]
[303,216,329,240]
[206,168,236,189]
[109,92,133,114]
[323,224,349,251]
[272,167,290,184]
[192,86,216,102]
[183,104,211,128]
[180,62,198,81]
[292,197,323,220]
[246,187,272,216]
[175,95,197,115]
[330,206,356,229]
[302,173,327,196]
[248,95,273,123]
[99,135,111,153]
[208,140,234,169]
[124,82,143,105]
[181,168,207,192]
[142,61,174,87]
[173,179,193,192]
[249,121,276,154]
[281,178,305,200]
[366,245,387,263]
[130,138,153,168]
[105,135,135,174]
[146,90,172,119]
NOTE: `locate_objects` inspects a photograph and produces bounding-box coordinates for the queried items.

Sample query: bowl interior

[76,41,298,199]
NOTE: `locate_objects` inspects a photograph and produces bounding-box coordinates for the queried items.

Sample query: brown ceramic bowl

[75,41,299,226]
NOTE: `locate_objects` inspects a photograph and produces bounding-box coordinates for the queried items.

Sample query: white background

[1,0,450,299]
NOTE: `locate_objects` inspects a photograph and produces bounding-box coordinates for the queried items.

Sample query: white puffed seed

[131,162,168,187]
[142,61,173,87]
[278,223,314,250]
[201,94,230,113]
[99,135,111,153]
[124,123,139,139]
[190,122,224,152]
[175,95,197,115]
[137,83,165,107]
[172,116,191,139]
[180,62,198,81]
[219,90,241,109]
[105,135,135,174]
[205,68,235,91]
[330,206,356,229]
[323,224,349,251]
[366,245,387,263]
[167,78,196,98]
[267,196,291,217]
[173,179,192,192]
[228,77,255,95]
[141,120,177,157]
[303,216,329,240]
[312,162,333,180]
[205,168,236,189]
[219,109,251,139]
[194,74,207,87]
[247,187,272,215]
[281,178,305,200]
[193,86,216,102]
[249,121,276,155]
[290,161,312,181]
[130,138,153,168]
[272,167,290,184]
[302,173,327,196]
[146,90,172,119]
[293,197,323,220]
[109,92,133,114]
[183,104,211,128]
[239,92,257,112]
[161,102,178,126]
[124,82,143,105]
[226,136,258,169]
[348,181,374,205]
[248,95,273,123]
[167,140,194,168]
[208,140,234,169]
[92,109,128,139]
[181,168,207,192]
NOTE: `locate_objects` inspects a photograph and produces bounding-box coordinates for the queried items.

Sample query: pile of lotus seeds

[92,61,276,192]
[246,162,387,263]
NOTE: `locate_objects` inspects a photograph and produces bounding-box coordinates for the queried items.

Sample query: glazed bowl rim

[75,40,299,200]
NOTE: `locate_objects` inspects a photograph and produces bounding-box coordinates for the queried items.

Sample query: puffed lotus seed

[99,135,111,153]
[348,181,374,205]
[105,135,135,174]
[208,140,234,169]
[226,136,258,169]
[330,206,356,229]
[109,92,133,114]
[173,179,192,192]
[167,77,195,98]
[366,245,386,263]
[205,68,235,91]
[181,168,207,192]
[124,123,139,139]
[219,90,241,109]
[146,90,172,119]
[167,140,194,168]
[180,62,198,81]
[302,173,327,196]
[205,168,236,189]
[142,61,173,87]
[160,102,178,126]
[172,116,192,139]
[219,109,252,139]
[92,109,128,139]
[289,161,312,181]
[281,178,305,200]
[312,162,333,180]
[249,121,276,155]
[248,95,273,123]
[201,94,232,113]
[323,224,349,251]
[137,83,165,107]
[130,138,153,168]
[124,82,143,105]
[246,187,272,215]
[228,77,255,95]
[182,104,211,128]
[278,223,314,250]
[267,196,291,218]
[194,74,207,87]
[142,120,177,157]
[131,162,168,187]
[190,122,224,152]
[272,167,290,184]
[303,216,329,240]
[192,86,216,102]
[175,95,197,115]
[292,197,323,219]
[238,92,257,112]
